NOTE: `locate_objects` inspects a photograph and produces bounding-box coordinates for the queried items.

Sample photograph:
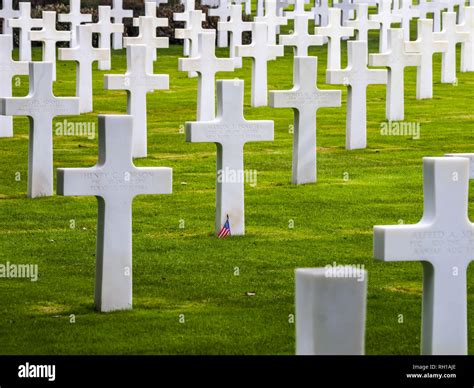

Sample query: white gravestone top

[7,2,43,62]
[186,80,274,236]
[415,0,446,32]
[90,6,124,71]
[111,0,133,49]
[0,62,80,198]
[315,8,354,70]
[255,0,288,45]
[374,157,474,355]
[327,40,387,150]
[445,154,474,178]
[236,22,284,107]
[370,0,402,53]
[0,0,20,34]
[59,24,109,113]
[280,14,324,56]
[29,11,71,81]
[57,115,172,313]
[179,31,235,121]
[435,12,469,84]
[0,34,29,138]
[369,28,421,121]
[270,56,341,184]
[173,0,204,57]
[344,4,380,42]
[124,15,169,73]
[458,6,474,72]
[209,0,232,47]
[58,0,92,47]
[312,0,329,27]
[218,4,253,68]
[333,0,356,23]
[105,44,169,158]
[405,19,448,99]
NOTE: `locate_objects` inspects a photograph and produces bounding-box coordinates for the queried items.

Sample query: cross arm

[57,167,98,197]
[326,69,348,85]
[104,74,129,91]
[178,57,201,72]
[133,167,173,196]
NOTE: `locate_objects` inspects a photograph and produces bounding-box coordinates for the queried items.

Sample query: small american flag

[218,215,231,238]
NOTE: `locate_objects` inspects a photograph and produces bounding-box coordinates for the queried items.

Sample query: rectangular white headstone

[296,267,367,355]
[57,115,172,312]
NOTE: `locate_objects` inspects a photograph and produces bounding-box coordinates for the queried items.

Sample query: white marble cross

[104,45,169,158]
[218,4,252,68]
[315,8,354,70]
[179,31,235,121]
[236,22,284,107]
[58,0,92,47]
[57,115,172,312]
[175,9,207,76]
[459,6,474,72]
[234,0,252,15]
[0,62,80,198]
[186,80,274,236]
[0,35,28,138]
[312,0,329,27]
[209,0,232,47]
[29,11,71,81]
[255,0,288,45]
[415,0,446,32]
[173,0,203,57]
[7,2,43,62]
[0,0,20,34]
[392,0,420,41]
[374,157,474,355]
[327,40,387,150]
[285,0,313,19]
[369,28,421,121]
[280,14,324,55]
[370,0,402,53]
[345,3,381,42]
[270,56,341,184]
[296,268,367,355]
[111,0,133,49]
[90,6,124,70]
[436,12,470,83]
[405,19,448,99]
[124,16,169,73]
[445,153,474,178]
[333,0,356,23]
[59,25,109,113]
[133,1,157,26]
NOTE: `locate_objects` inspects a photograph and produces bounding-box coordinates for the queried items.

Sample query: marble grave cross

[236,22,284,107]
[280,14,325,56]
[327,41,387,150]
[111,0,133,49]
[0,62,80,198]
[173,0,204,57]
[58,0,92,47]
[218,4,252,68]
[415,0,446,32]
[59,24,110,113]
[7,2,43,62]
[405,19,448,99]
[370,0,402,53]
[179,31,235,121]
[459,6,474,72]
[0,0,20,34]
[344,4,381,42]
[369,28,422,121]
[57,115,172,312]
[392,0,420,41]
[255,0,288,45]
[315,8,354,70]
[186,80,274,236]
[312,0,329,27]
[0,35,29,138]
[209,0,232,47]
[105,44,169,158]
[270,56,341,184]
[374,157,474,355]
[90,5,124,70]
[435,12,470,84]
[29,11,71,81]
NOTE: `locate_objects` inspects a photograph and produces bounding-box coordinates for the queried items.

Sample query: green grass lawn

[0,30,473,355]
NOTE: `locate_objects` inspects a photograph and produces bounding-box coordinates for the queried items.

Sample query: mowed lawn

[0,27,473,355]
